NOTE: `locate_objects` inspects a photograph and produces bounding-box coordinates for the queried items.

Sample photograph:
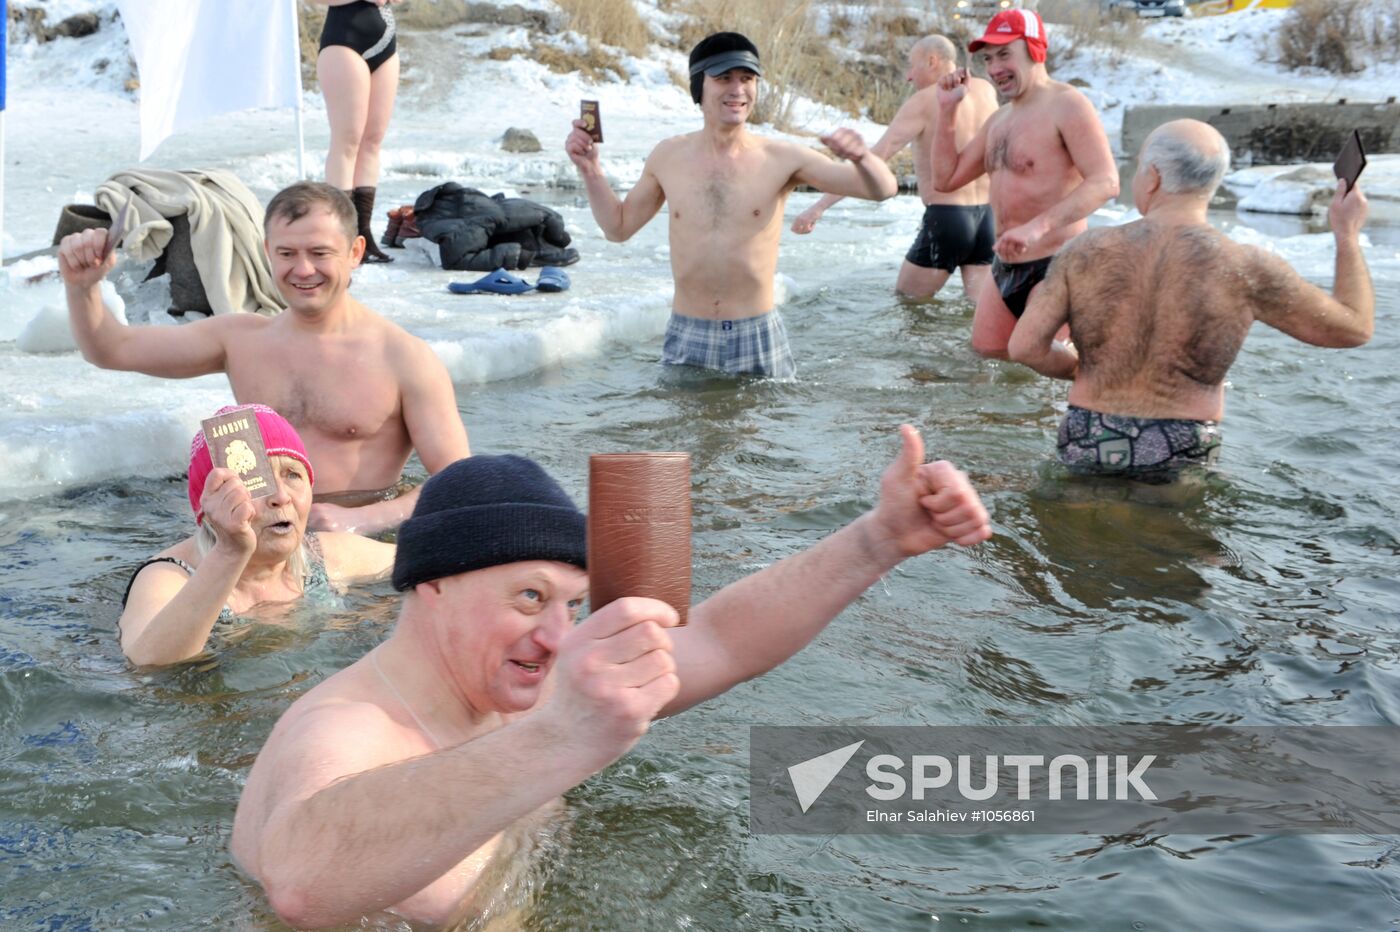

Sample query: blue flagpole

[2,0,9,263]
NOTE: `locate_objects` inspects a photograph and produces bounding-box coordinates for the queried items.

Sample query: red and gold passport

[580,100,603,143]
[200,410,277,498]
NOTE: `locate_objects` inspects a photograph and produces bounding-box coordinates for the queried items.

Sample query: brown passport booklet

[588,452,691,625]
[201,410,277,499]
[580,100,603,143]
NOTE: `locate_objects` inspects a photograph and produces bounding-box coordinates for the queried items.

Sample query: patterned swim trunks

[661,310,797,378]
[1057,405,1221,482]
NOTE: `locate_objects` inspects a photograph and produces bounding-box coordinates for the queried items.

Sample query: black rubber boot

[350,187,393,263]
[381,207,404,248]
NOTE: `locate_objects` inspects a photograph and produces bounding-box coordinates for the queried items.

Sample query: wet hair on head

[264,181,358,245]
[688,31,761,104]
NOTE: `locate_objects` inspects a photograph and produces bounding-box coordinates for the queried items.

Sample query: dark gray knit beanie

[392,455,586,592]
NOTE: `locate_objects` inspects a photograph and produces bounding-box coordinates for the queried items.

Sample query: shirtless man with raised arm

[791,35,999,301]
[564,31,898,377]
[1008,119,1374,480]
[931,10,1119,358]
[59,182,470,535]
[231,428,991,929]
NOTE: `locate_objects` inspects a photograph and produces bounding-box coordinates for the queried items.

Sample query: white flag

[117,0,301,160]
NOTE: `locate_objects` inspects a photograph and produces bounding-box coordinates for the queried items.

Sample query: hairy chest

[985,113,1066,176]
[662,157,787,232]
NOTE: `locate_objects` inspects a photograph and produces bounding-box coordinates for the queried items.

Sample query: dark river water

[2,195,1398,929]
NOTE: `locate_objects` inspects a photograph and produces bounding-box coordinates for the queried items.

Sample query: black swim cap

[688,32,762,104]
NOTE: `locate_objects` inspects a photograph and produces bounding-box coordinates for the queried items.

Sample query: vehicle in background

[1103,0,1187,16]
[950,0,1038,23]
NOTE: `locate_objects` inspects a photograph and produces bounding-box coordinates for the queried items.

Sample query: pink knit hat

[188,404,314,521]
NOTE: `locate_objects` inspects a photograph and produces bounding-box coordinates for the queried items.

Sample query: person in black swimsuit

[315,0,404,263]
[118,405,395,667]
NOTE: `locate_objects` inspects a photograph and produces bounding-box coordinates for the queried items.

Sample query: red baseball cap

[969,10,1049,64]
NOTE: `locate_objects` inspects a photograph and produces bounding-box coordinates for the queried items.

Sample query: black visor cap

[689,50,763,79]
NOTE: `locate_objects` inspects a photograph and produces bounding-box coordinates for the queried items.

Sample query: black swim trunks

[991,254,1054,319]
[905,204,995,272]
[319,1,398,73]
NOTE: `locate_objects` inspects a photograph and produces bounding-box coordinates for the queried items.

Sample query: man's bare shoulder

[244,691,412,816]
[1230,239,1309,295]
[650,132,700,163]
[348,299,430,350]
[193,311,273,356]
[1047,81,1100,119]
[375,315,449,376]
[266,685,401,760]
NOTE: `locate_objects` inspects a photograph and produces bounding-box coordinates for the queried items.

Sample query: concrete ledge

[1122,101,1400,165]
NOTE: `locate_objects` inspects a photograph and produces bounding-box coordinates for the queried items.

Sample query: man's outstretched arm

[564,122,667,242]
[792,102,923,233]
[664,425,991,716]
[1253,182,1374,347]
[792,129,898,201]
[237,599,680,929]
[59,228,231,376]
[931,70,990,193]
[1008,252,1079,379]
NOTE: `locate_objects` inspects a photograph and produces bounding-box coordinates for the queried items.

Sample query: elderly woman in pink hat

[119,404,395,667]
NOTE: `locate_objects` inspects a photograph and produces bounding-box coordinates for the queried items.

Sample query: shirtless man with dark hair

[60,181,471,535]
[564,31,897,378]
[931,10,1119,358]
[790,35,999,301]
[1008,119,1375,480]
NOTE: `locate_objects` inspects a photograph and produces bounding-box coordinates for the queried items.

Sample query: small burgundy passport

[201,410,278,499]
[580,100,603,143]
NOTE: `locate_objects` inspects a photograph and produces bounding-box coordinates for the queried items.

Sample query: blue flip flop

[447,267,534,295]
[535,266,571,293]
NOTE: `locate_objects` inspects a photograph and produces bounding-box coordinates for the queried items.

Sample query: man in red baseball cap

[970,8,1049,63]
[930,9,1119,361]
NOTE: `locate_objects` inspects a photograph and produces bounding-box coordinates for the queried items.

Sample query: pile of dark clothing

[411,182,579,272]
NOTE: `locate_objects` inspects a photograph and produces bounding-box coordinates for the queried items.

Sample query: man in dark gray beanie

[390,454,588,592]
[232,428,992,928]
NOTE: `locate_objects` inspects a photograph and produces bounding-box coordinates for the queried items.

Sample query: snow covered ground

[3,1,1397,260]
[1050,6,1400,155]
[0,1,1397,495]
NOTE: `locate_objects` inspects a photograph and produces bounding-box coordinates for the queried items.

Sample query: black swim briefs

[319,1,398,73]
[905,204,995,272]
[991,254,1054,319]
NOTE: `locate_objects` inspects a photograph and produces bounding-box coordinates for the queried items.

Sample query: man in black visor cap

[565,31,897,378]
